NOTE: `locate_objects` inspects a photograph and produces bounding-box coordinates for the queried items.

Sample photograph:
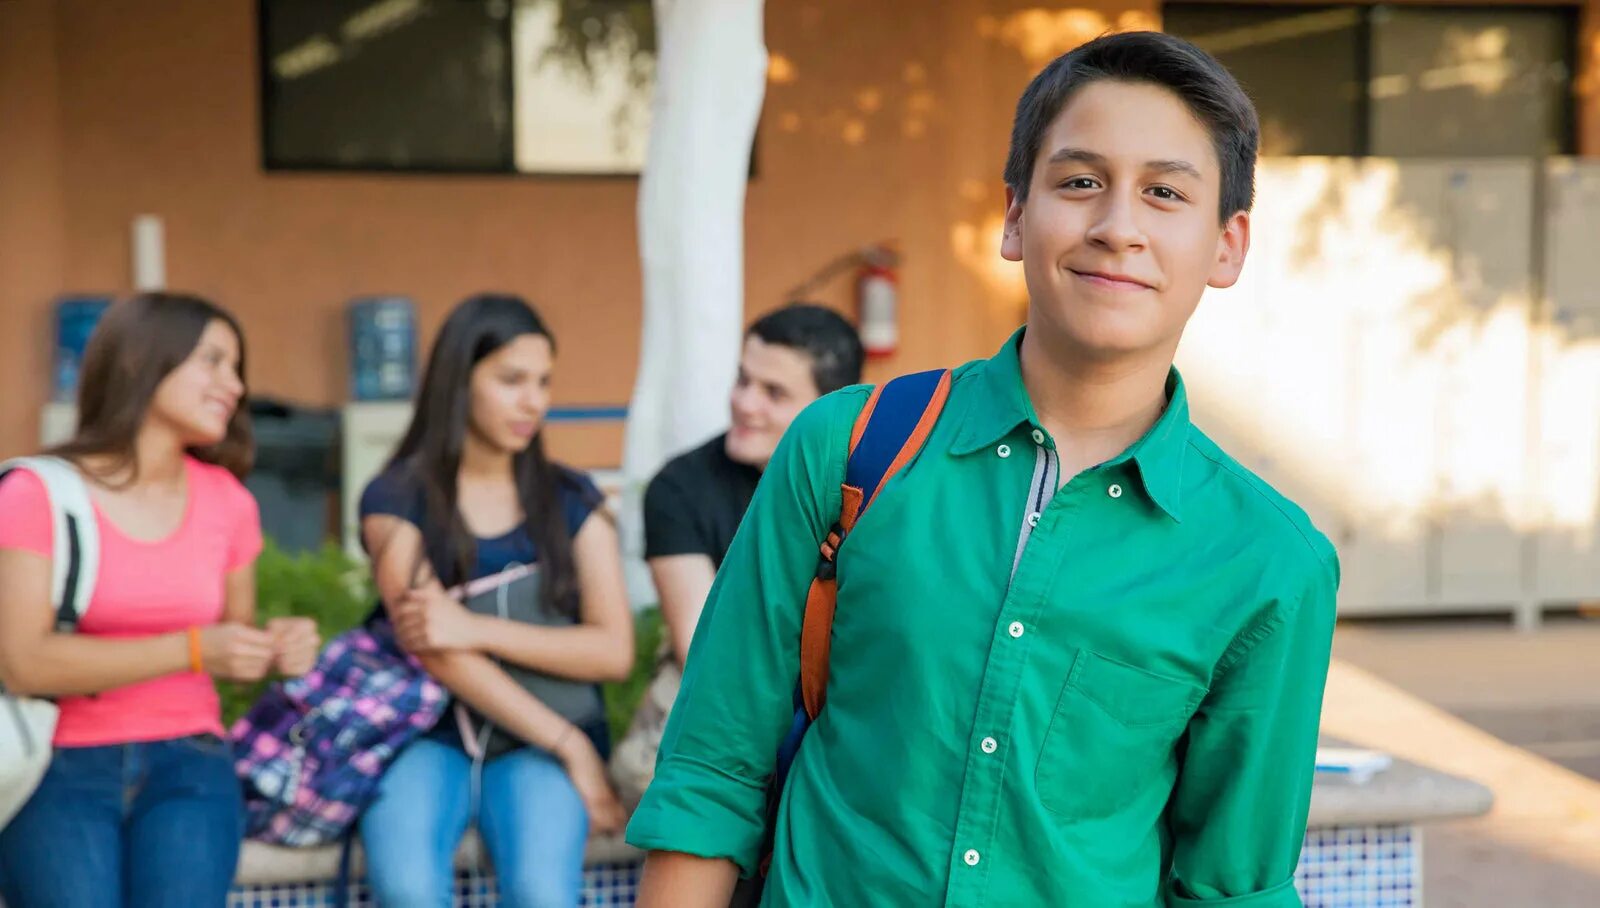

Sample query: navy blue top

[359,459,610,758]
[359,461,603,586]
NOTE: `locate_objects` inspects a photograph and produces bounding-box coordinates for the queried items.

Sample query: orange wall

[1,0,1594,467]
[0,1,67,461]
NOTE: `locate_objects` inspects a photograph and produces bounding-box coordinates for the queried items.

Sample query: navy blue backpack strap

[841,368,953,522]
[800,368,952,716]
[335,832,356,908]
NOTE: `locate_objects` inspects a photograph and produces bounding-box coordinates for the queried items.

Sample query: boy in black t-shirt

[642,303,864,665]
[612,304,864,808]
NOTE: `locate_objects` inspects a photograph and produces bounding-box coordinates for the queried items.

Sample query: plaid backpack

[231,616,447,846]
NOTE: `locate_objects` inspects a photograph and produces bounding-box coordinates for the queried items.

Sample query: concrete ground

[1327,614,1600,907]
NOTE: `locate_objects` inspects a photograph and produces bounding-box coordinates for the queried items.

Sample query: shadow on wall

[1176,157,1600,613]
[754,10,1600,615]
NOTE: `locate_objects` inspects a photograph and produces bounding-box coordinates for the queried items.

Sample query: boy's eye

[1148,186,1184,201]
[1060,177,1099,191]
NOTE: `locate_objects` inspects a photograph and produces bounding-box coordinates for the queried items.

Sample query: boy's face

[725,335,821,470]
[1001,79,1249,361]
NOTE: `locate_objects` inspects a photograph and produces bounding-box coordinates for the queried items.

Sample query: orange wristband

[187,626,204,675]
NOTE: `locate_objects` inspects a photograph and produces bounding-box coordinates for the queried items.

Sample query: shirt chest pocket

[1035,650,1205,821]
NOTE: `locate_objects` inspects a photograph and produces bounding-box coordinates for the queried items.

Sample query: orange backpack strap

[798,368,952,719]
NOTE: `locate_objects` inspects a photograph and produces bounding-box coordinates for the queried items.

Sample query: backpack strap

[756,370,954,884]
[798,368,952,719]
[0,457,99,632]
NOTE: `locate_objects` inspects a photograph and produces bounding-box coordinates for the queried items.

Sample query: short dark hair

[747,303,864,395]
[1003,31,1259,222]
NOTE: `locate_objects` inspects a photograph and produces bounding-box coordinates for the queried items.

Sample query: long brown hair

[388,293,596,618]
[51,292,254,483]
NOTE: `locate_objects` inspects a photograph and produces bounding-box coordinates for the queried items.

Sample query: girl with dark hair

[357,294,632,908]
[0,292,320,907]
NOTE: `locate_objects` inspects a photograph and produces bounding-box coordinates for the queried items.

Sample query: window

[1162,4,1576,156]
[260,0,656,174]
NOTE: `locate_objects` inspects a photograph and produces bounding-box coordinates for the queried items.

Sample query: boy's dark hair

[1003,31,1259,222]
[747,303,865,395]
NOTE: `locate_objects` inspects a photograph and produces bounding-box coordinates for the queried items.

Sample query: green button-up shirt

[627,330,1340,907]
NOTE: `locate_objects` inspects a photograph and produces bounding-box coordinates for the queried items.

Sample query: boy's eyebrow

[1045,146,1203,180]
[1046,147,1107,167]
[1147,158,1203,179]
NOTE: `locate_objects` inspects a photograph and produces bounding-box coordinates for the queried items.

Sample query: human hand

[266,616,320,677]
[393,588,484,653]
[198,623,275,682]
[556,731,625,836]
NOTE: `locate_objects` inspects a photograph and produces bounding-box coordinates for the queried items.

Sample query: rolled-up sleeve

[625,389,866,874]
[1168,876,1304,908]
[1165,547,1339,907]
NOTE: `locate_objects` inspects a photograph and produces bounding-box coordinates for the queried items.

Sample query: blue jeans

[359,737,589,908]
[0,735,244,908]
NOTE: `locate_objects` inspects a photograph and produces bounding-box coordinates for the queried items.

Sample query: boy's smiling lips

[1068,268,1157,291]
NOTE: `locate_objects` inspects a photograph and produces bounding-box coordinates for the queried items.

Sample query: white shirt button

[1008,621,1025,639]
[1108,483,1124,499]
[1031,429,1046,445]
[1026,512,1040,528]
[981,736,998,754]
[997,444,1011,459]
[964,849,981,866]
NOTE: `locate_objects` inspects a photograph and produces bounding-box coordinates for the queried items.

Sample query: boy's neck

[1018,326,1174,482]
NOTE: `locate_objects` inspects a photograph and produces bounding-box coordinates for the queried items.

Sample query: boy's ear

[1001,187,1025,263]
[1208,210,1250,290]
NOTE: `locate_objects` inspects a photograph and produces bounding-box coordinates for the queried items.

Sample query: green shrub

[603,606,664,743]
[217,539,375,727]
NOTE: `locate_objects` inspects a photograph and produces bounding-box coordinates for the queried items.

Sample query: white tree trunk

[619,0,767,593]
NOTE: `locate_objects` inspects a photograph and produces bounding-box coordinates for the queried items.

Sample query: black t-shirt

[643,433,762,569]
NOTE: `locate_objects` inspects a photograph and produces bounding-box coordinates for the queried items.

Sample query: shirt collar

[948,328,1038,457]
[949,327,1190,522]
[1112,369,1189,522]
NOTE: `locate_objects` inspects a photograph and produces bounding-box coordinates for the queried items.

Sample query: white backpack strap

[0,457,99,631]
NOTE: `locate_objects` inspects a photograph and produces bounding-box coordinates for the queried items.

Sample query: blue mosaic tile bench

[227,824,1411,908]
[228,862,640,908]
[229,835,642,908]
[1296,825,1420,907]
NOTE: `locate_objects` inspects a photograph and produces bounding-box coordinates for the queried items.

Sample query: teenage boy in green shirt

[628,30,1339,907]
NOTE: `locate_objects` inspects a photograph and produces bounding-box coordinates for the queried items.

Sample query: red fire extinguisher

[856,244,899,358]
